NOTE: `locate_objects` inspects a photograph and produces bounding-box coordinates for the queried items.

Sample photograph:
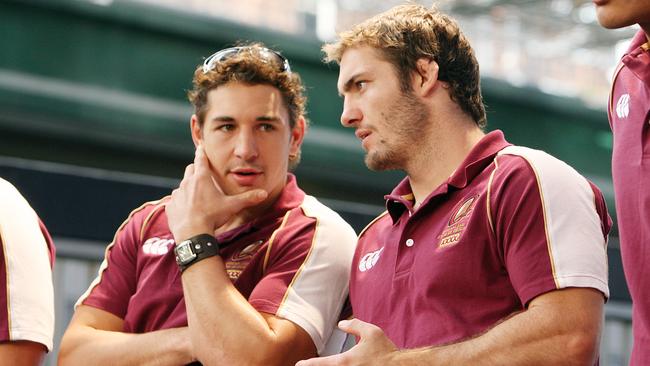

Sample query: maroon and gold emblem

[226,240,265,280]
[438,195,478,248]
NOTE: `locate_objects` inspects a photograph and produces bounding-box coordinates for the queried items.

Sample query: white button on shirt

[406,238,414,247]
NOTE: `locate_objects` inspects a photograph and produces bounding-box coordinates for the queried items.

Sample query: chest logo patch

[226,240,265,280]
[142,237,175,256]
[438,196,478,248]
[231,240,265,262]
[616,93,630,119]
[358,247,384,272]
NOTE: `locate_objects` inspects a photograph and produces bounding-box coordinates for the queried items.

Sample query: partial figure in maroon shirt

[0,177,56,366]
[58,43,357,366]
[595,1,650,364]
[298,4,611,366]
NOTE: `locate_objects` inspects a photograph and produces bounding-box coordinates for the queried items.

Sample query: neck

[406,122,484,206]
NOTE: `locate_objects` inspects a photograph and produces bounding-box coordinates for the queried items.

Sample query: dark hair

[188,42,306,130]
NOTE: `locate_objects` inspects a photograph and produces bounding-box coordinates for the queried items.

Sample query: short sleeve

[248,196,357,354]
[0,179,55,351]
[76,203,153,318]
[490,148,609,306]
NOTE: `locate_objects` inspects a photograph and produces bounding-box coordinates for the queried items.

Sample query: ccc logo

[358,247,384,272]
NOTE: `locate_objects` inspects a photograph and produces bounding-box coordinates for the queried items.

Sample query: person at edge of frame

[594,1,650,364]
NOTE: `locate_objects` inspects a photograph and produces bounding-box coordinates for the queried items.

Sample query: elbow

[196,339,295,366]
[57,334,73,365]
[563,329,600,366]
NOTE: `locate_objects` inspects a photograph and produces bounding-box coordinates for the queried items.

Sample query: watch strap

[175,233,220,272]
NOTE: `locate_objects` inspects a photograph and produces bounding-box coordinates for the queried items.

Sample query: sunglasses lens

[202,47,291,74]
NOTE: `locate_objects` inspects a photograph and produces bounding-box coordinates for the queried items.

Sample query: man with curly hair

[59,43,357,366]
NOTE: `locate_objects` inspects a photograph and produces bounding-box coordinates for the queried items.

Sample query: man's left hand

[296,319,398,366]
[166,145,267,241]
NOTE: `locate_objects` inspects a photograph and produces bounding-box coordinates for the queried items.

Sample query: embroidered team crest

[231,240,264,262]
[438,195,478,248]
[226,240,265,280]
[142,237,174,256]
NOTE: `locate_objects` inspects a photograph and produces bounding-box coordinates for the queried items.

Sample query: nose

[340,97,362,128]
[234,129,259,161]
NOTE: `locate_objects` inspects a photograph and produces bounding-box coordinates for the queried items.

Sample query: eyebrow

[256,115,281,122]
[338,72,364,97]
[209,115,282,123]
[211,116,235,122]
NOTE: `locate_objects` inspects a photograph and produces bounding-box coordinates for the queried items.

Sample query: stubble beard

[365,90,431,171]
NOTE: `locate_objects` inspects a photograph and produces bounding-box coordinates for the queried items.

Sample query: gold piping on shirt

[262,211,291,274]
[516,155,560,289]
[277,206,318,309]
[75,199,163,308]
[486,156,499,236]
[357,211,389,239]
[140,199,167,242]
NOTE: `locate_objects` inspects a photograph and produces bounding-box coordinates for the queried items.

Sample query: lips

[355,129,371,141]
[355,128,374,151]
[230,168,263,186]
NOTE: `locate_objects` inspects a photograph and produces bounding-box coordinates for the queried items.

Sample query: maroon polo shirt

[609,29,650,365]
[78,174,357,354]
[350,130,610,350]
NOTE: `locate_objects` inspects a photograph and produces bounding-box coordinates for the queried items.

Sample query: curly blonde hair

[323,4,486,128]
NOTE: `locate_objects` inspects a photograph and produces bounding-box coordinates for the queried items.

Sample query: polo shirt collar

[216,173,305,244]
[384,130,510,223]
[622,29,650,86]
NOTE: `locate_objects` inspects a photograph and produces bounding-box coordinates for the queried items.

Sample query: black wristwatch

[174,233,220,273]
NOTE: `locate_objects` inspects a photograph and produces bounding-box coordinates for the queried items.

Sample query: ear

[411,58,440,97]
[190,114,203,148]
[289,116,306,155]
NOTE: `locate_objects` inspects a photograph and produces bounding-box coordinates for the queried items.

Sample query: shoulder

[270,195,357,261]
[297,195,357,239]
[493,145,592,192]
[112,197,169,243]
[0,178,33,217]
[491,145,608,234]
[0,178,44,247]
[358,210,390,240]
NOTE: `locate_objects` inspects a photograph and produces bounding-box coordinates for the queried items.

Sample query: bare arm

[166,146,316,365]
[182,257,317,366]
[58,305,195,366]
[298,288,603,366]
[0,341,46,366]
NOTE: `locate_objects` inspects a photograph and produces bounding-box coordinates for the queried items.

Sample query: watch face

[175,242,196,265]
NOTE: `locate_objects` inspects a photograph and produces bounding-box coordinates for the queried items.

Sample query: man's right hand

[166,145,267,242]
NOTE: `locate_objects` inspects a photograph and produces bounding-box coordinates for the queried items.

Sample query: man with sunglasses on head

[59,43,357,366]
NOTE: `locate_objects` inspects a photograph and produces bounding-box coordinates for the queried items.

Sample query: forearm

[59,326,193,366]
[182,257,306,366]
[0,341,46,366]
[393,290,603,366]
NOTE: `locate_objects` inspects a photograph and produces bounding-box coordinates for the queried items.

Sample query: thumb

[194,145,211,173]
[226,189,268,213]
[338,318,378,339]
